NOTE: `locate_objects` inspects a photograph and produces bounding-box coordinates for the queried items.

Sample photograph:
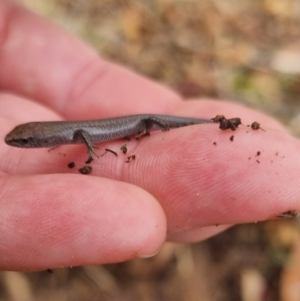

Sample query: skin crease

[1,0,300,271]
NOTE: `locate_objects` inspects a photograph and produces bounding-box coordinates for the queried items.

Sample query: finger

[0,174,166,271]
[169,225,231,243]
[0,93,61,123]
[0,0,181,119]
[2,98,299,242]
[99,122,300,240]
[0,95,288,172]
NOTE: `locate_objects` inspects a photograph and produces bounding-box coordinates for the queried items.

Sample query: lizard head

[5,122,56,148]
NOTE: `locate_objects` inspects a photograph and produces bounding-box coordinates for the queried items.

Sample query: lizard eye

[20,139,29,144]
[18,137,33,145]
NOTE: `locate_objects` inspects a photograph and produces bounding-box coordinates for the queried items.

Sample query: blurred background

[2,0,300,300]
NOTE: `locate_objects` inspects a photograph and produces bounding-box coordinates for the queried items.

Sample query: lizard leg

[135,129,150,139]
[134,117,172,139]
[74,130,99,162]
[145,117,171,131]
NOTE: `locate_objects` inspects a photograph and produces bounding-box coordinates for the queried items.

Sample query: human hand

[1,0,300,271]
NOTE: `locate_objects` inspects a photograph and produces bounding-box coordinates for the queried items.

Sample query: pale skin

[1,0,300,271]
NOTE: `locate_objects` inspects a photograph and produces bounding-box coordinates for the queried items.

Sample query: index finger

[0,0,181,119]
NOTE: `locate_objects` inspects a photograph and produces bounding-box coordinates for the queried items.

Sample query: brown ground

[2,0,300,300]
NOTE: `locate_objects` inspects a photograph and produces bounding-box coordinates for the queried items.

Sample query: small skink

[5,114,213,162]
